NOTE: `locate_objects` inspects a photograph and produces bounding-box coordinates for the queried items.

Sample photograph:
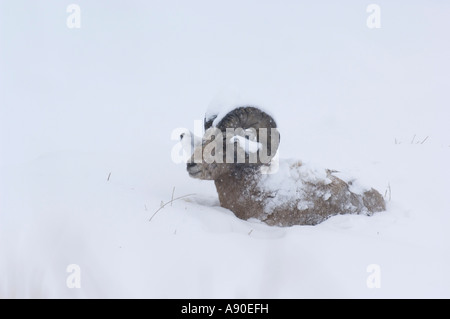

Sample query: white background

[1,0,449,298]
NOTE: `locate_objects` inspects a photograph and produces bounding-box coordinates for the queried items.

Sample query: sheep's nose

[187,162,197,169]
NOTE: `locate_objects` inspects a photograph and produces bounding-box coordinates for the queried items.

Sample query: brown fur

[211,164,385,226]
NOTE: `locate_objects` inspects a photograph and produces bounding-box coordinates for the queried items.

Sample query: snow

[1,0,450,298]
[257,159,372,218]
[258,159,331,214]
[229,135,262,154]
[179,129,202,160]
[206,87,276,128]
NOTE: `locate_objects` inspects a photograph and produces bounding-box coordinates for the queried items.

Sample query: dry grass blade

[420,136,429,144]
[171,187,175,206]
[384,183,391,201]
[149,193,196,222]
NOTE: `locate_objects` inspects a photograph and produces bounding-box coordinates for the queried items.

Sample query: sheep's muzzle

[186,162,202,178]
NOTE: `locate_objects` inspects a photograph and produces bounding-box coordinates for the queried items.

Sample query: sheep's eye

[180,133,185,139]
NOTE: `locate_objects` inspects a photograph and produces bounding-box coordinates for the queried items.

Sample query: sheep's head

[187,106,280,180]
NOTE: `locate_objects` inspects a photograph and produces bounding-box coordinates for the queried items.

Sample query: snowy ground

[1,1,450,298]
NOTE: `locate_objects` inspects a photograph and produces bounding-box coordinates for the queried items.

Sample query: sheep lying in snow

[183,106,385,226]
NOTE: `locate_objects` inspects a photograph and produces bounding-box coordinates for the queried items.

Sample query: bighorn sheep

[184,106,385,226]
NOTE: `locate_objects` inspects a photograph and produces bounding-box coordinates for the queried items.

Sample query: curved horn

[216,106,280,163]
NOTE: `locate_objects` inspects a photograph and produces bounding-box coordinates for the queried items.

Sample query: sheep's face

[186,126,278,180]
[187,160,231,181]
[186,127,239,180]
